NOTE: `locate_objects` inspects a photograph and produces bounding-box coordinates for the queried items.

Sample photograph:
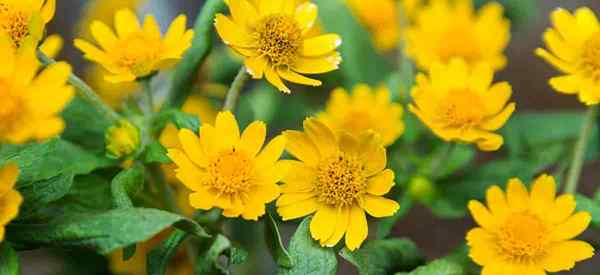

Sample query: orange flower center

[435,89,485,129]
[206,149,254,194]
[315,152,367,206]
[254,14,302,66]
[579,32,600,81]
[497,213,548,261]
[0,3,30,47]
[113,33,161,77]
[0,81,21,135]
[437,23,481,64]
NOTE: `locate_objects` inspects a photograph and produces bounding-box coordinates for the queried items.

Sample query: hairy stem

[564,106,598,194]
[223,66,249,112]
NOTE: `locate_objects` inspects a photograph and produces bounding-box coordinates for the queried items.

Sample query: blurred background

[20,0,600,274]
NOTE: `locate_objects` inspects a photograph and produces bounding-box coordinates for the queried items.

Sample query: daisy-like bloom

[277,118,399,250]
[105,120,140,159]
[167,111,287,220]
[318,84,404,146]
[408,59,515,151]
[0,36,74,144]
[535,7,600,105]
[74,9,194,83]
[0,0,55,47]
[215,0,342,93]
[467,175,594,274]
[405,0,509,71]
[0,163,23,241]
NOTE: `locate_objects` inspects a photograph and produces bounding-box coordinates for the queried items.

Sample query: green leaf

[278,217,337,275]
[154,109,201,134]
[111,165,145,209]
[314,0,392,86]
[147,230,188,275]
[377,195,413,239]
[575,194,600,229]
[196,234,232,275]
[143,141,171,164]
[0,243,19,275]
[228,246,248,265]
[162,0,227,109]
[340,238,424,275]
[265,211,293,268]
[0,138,115,183]
[7,208,209,254]
[58,174,113,215]
[61,97,112,152]
[17,173,74,217]
[402,259,464,275]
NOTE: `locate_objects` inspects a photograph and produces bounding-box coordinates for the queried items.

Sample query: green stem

[430,143,456,179]
[140,79,154,115]
[37,50,121,123]
[222,66,249,112]
[564,106,598,194]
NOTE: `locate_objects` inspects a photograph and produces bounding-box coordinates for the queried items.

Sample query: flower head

[405,0,509,71]
[77,0,145,41]
[0,163,23,241]
[74,9,194,83]
[277,118,399,250]
[0,0,55,47]
[0,36,74,144]
[318,84,404,146]
[105,120,141,159]
[167,111,287,220]
[535,7,600,105]
[215,0,342,93]
[408,59,515,151]
[345,0,406,51]
[466,175,594,274]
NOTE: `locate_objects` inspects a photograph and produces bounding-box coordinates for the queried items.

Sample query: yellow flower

[408,59,515,151]
[215,0,342,93]
[345,0,399,51]
[277,118,399,251]
[405,0,509,71]
[74,9,194,83]
[535,7,600,105]
[466,175,594,274]
[85,65,139,109]
[0,0,55,47]
[0,163,22,241]
[105,120,141,158]
[0,36,74,144]
[318,84,404,146]
[76,0,145,41]
[167,111,286,220]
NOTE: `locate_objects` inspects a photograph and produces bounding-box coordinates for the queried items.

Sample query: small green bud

[408,176,436,203]
[105,120,141,159]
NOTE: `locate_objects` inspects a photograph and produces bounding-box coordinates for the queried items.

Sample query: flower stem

[430,143,456,179]
[564,106,598,194]
[223,66,249,112]
[36,50,121,123]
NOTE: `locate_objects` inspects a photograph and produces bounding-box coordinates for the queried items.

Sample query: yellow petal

[214,14,254,47]
[506,178,529,211]
[480,103,515,131]
[255,135,286,170]
[245,56,268,78]
[543,29,576,62]
[366,169,394,196]
[358,132,386,176]
[39,34,63,59]
[465,228,497,265]
[359,194,399,218]
[280,160,316,192]
[142,15,162,40]
[283,130,321,166]
[473,130,504,152]
[278,198,319,221]
[338,132,359,156]
[252,183,281,203]
[468,200,497,230]
[222,195,244,217]
[310,205,337,242]
[546,194,576,224]
[535,48,574,74]
[237,121,266,157]
[215,111,240,149]
[166,149,204,191]
[322,206,349,247]
[293,52,341,74]
[165,14,188,46]
[178,129,209,167]
[484,82,512,115]
[189,188,216,210]
[542,240,595,272]
[241,201,266,220]
[199,124,220,156]
[0,164,19,196]
[0,190,22,225]
[301,34,342,57]
[259,0,284,15]
[530,174,556,216]
[228,0,258,28]
[276,192,316,207]
[265,66,291,93]
[303,118,337,157]
[295,2,318,34]
[551,8,581,45]
[114,9,141,38]
[469,63,494,93]
[41,0,56,23]
[485,185,509,219]
[574,7,600,39]
[548,212,591,241]
[345,206,368,251]
[549,75,580,94]
[278,68,322,87]
[90,21,118,50]
[73,39,108,63]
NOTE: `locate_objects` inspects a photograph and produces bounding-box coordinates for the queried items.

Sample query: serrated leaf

[148,230,188,275]
[0,243,19,275]
[7,208,209,254]
[17,173,74,217]
[278,217,337,275]
[265,211,293,268]
[340,238,424,275]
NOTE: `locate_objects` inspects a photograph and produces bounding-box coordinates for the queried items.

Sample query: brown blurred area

[21,0,600,274]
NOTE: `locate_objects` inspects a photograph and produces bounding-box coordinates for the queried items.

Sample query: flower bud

[105,120,140,159]
[408,176,436,203]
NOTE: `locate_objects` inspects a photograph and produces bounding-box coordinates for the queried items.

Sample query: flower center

[206,149,254,194]
[315,152,367,206]
[340,110,374,135]
[113,33,161,77]
[437,23,481,64]
[578,32,600,82]
[436,89,485,129]
[0,3,30,47]
[254,14,302,66]
[497,213,548,261]
[0,80,21,135]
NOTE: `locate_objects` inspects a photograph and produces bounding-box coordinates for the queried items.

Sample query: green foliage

[154,109,201,134]
[398,259,463,275]
[196,234,248,275]
[265,211,293,268]
[110,165,145,209]
[278,217,337,275]
[340,238,424,275]
[62,97,112,152]
[0,243,19,275]
[576,192,600,230]
[143,141,171,164]
[17,173,74,217]
[147,230,189,275]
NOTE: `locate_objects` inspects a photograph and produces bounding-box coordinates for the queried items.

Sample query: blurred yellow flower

[215,0,342,93]
[0,0,55,47]
[405,0,509,71]
[536,7,600,105]
[409,59,515,151]
[467,175,594,274]
[318,84,404,146]
[105,120,140,159]
[278,118,399,251]
[0,36,74,144]
[0,163,22,241]
[167,112,286,220]
[76,0,145,41]
[74,9,194,83]
[85,65,139,109]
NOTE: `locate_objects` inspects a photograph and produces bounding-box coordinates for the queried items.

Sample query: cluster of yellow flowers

[0,0,597,274]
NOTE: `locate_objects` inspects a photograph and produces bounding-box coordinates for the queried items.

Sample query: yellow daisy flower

[0,0,55,47]
[0,163,23,241]
[76,0,145,41]
[167,111,287,220]
[318,84,404,146]
[408,59,515,151]
[405,0,509,71]
[85,65,139,109]
[345,0,405,51]
[466,175,594,274]
[277,118,399,251]
[74,9,194,83]
[535,7,600,105]
[0,36,74,144]
[215,0,343,93]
